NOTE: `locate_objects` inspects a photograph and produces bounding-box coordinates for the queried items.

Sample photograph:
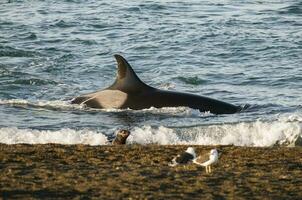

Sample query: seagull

[193,149,219,173]
[112,129,130,145]
[169,147,196,167]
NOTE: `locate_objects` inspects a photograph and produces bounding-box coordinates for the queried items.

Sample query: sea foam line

[0,115,301,146]
[128,114,302,146]
[0,128,108,145]
[0,99,208,116]
[0,99,83,110]
[128,119,301,147]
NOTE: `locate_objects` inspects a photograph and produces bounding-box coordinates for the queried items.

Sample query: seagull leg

[209,166,211,173]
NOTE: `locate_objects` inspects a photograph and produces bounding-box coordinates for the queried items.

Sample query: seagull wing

[193,153,213,166]
[193,154,208,163]
[176,152,194,164]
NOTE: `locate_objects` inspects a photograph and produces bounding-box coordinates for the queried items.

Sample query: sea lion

[112,129,130,145]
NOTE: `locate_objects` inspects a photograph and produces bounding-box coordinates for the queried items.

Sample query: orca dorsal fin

[108,55,153,92]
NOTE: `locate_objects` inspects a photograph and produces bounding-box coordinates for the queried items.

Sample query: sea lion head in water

[112,129,130,145]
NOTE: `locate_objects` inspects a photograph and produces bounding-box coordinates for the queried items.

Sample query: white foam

[128,126,180,145]
[140,106,208,117]
[101,106,208,117]
[0,99,208,117]
[0,128,108,145]
[0,99,29,105]
[0,114,301,147]
[128,114,302,146]
[0,99,84,110]
[191,119,301,146]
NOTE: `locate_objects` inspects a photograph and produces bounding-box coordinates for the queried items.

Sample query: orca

[71,55,241,114]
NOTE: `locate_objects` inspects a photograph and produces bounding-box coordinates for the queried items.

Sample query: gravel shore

[0,144,301,199]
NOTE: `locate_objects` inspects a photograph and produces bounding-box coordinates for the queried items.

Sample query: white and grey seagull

[193,149,219,173]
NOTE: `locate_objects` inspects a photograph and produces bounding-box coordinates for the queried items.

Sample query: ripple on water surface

[0,0,301,146]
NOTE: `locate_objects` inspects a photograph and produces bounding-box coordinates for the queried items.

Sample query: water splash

[0,128,108,145]
[128,114,302,146]
[0,99,84,110]
[1,114,301,146]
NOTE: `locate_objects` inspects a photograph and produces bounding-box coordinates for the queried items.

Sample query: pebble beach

[1,144,301,199]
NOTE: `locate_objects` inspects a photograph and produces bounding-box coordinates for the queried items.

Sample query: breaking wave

[1,114,301,147]
[129,116,301,147]
[0,128,108,146]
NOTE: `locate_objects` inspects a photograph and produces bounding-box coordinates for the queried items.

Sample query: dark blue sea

[0,0,301,146]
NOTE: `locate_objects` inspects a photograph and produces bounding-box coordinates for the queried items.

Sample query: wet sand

[0,144,301,199]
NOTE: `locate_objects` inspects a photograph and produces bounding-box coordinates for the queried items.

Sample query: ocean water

[0,0,301,146]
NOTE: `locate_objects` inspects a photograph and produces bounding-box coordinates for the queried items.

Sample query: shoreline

[0,144,301,199]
